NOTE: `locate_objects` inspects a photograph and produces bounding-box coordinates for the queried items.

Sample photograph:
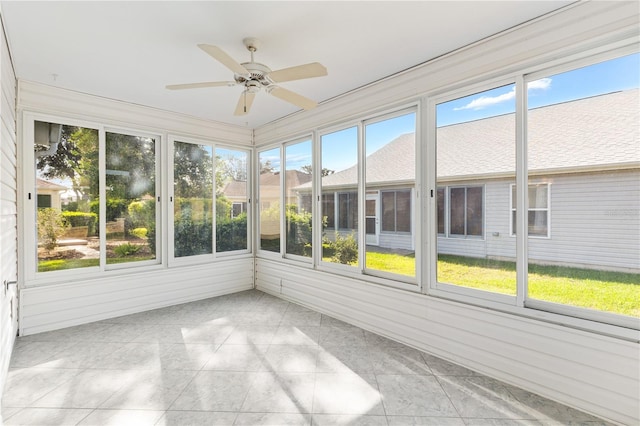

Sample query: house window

[381,190,411,233]
[437,188,445,234]
[449,186,483,237]
[337,192,358,230]
[231,203,245,218]
[37,194,51,209]
[511,184,549,237]
[322,194,335,229]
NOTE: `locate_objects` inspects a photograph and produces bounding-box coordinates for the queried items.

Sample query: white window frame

[22,112,166,285]
[446,185,485,239]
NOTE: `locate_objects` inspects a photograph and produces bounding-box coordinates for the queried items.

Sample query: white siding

[437,172,640,271]
[529,170,640,271]
[378,232,412,250]
[0,9,18,405]
[256,258,639,425]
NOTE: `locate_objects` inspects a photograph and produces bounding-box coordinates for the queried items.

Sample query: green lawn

[326,251,639,318]
[38,255,155,272]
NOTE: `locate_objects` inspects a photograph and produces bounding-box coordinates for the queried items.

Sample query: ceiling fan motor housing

[234,62,273,88]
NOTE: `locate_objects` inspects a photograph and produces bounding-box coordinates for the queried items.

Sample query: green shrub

[128,199,155,228]
[331,233,358,264]
[37,208,68,251]
[216,213,248,252]
[285,204,312,256]
[130,227,148,239]
[174,205,212,257]
[61,211,98,235]
[114,243,141,257]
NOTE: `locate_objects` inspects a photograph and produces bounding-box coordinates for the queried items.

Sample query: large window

[216,148,249,253]
[284,139,313,258]
[35,122,100,272]
[173,141,213,258]
[321,127,359,267]
[258,147,281,253]
[364,111,416,279]
[105,132,158,266]
[525,53,639,319]
[436,84,516,296]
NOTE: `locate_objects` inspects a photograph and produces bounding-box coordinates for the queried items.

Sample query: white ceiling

[1,1,572,129]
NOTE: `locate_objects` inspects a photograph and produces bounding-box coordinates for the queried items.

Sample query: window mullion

[515,75,528,307]
[98,127,107,271]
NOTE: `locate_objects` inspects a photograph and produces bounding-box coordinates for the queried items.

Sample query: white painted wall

[0,8,18,413]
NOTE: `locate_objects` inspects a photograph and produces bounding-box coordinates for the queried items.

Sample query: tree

[260,159,275,174]
[301,164,334,177]
[218,154,247,182]
[174,142,213,198]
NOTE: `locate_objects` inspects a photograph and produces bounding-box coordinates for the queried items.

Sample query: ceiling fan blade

[267,62,327,83]
[234,91,256,116]
[268,86,318,110]
[198,44,249,75]
[166,81,236,90]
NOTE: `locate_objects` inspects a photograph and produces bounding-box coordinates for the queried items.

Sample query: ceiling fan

[166,37,328,116]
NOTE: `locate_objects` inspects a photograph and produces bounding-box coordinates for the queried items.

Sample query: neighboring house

[298,89,640,272]
[221,179,249,218]
[35,178,68,210]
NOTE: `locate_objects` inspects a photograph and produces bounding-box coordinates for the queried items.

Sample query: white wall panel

[18,80,252,146]
[0,8,18,409]
[256,258,639,425]
[20,257,254,335]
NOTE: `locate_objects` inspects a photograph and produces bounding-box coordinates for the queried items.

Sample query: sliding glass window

[320,126,359,267]
[35,122,100,272]
[525,53,640,320]
[284,139,313,258]
[216,148,249,253]
[435,84,516,297]
[258,147,281,253]
[104,131,158,266]
[173,141,213,258]
[364,111,416,279]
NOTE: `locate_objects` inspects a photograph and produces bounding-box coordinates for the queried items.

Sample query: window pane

[529,184,548,209]
[526,53,640,318]
[437,188,445,234]
[285,140,313,257]
[321,127,358,266]
[36,123,99,272]
[173,141,213,257]
[259,148,281,252]
[381,192,395,232]
[106,132,157,265]
[365,112,416,278]
[449,188,465,236]
[322,194,335,228]
[396,190,411,233]
[216,148,248,253]
[437,84,516,295]
[466,186,483,236]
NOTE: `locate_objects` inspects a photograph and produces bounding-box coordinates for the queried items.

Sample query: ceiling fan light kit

[167,37,327,116]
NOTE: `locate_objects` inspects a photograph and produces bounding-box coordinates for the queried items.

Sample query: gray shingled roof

[304,89,638,190]
[36,178,68,191]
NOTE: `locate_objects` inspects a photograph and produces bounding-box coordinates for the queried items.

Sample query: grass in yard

[38,258,100,272]
[365,251,415,277]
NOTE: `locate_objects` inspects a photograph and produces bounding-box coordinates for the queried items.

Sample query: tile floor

[2,290,613,426]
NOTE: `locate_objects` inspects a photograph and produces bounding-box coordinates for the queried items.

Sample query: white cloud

[453,78,552,111]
